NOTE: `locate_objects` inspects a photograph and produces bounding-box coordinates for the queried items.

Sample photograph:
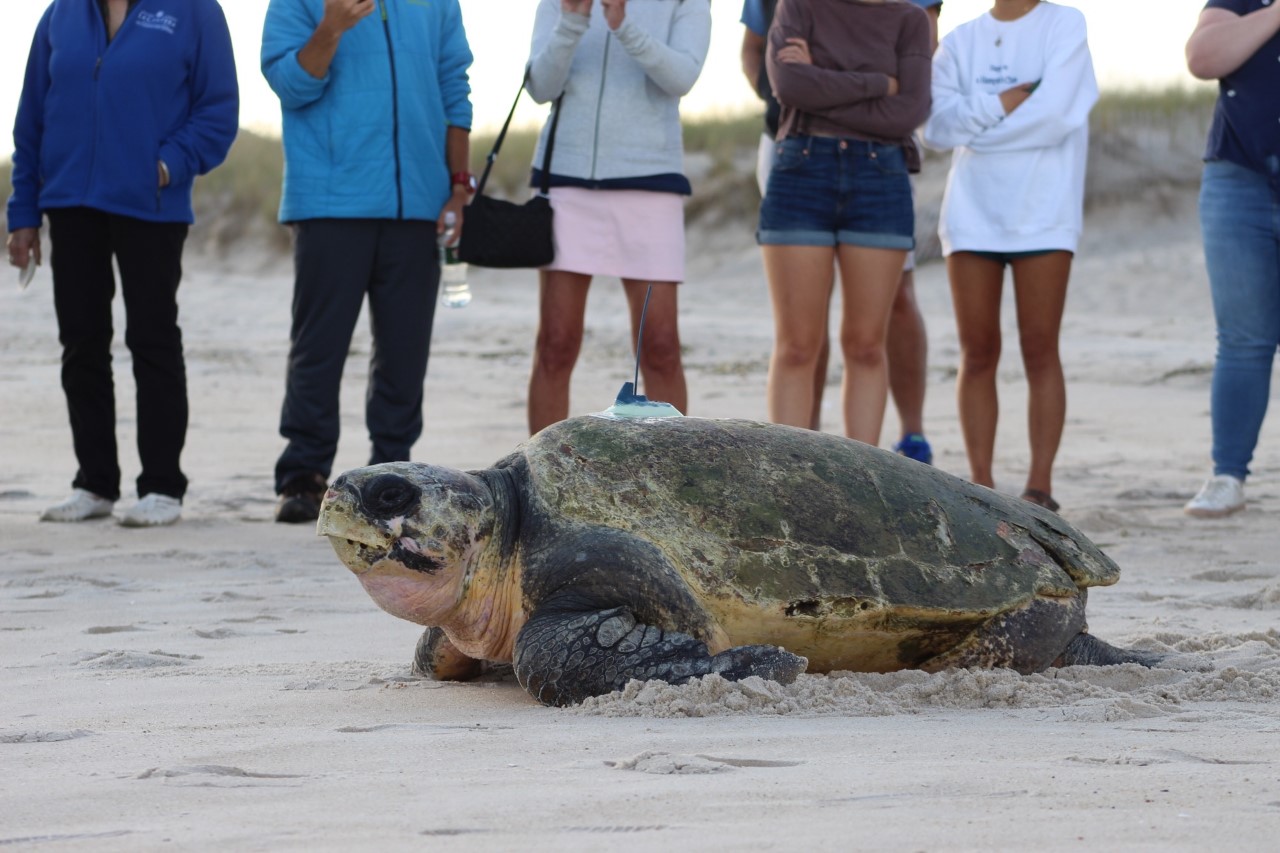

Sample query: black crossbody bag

[456,74,562,269]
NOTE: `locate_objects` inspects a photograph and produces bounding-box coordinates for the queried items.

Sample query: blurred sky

[2,0,1213,155]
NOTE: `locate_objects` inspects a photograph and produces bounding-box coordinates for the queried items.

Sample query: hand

[601,0,625,30]
[436,194,467,245]
[562,0,592,15]
[776,37,812,65]
[321,0,376,36]
[157,160,170,188]
[999,82,1036,115]
[886,76,900,96]
[7,228,42,269]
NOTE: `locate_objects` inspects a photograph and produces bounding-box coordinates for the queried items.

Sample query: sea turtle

[318,415,1167,707]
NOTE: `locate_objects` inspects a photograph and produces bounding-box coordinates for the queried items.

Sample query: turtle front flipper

[413,627,489,682]
[706,644,812,683]
[513,606,807,707]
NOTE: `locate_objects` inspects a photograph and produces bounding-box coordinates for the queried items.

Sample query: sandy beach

[3,141,1280,850]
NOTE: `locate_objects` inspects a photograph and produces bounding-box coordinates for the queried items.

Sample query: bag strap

[474,68,562,197]
[538,89,563,197]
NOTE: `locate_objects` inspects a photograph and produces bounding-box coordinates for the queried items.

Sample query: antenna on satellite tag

[601,284,682,420]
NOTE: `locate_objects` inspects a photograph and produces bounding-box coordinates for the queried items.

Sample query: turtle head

[318,462,496,626]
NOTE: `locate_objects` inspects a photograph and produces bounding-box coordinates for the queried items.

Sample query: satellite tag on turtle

[597,284,684,419]
[600,381,683,420]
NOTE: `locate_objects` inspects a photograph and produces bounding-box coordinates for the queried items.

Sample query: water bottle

[438,211,471,309]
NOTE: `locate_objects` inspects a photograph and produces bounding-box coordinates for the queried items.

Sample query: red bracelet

[451,171,477,194]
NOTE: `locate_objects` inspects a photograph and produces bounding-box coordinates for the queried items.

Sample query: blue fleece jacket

[261,0,473,223]
[7,0,240,230]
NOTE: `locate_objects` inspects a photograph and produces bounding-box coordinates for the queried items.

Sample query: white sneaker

[1184,475,1245,518]
[118,493,182,527]
[40,489,116,522]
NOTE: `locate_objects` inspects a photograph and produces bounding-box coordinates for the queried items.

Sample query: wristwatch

[451,171,477,194]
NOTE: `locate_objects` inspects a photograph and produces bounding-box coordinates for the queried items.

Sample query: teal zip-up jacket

[261,0,473,223]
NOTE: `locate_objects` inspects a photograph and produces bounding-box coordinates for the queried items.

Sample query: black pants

[46,207,190,501]
[275,219,440,493]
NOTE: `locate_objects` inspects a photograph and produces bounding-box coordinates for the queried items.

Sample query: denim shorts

[758,136,914,250]
[961,249,1061,266]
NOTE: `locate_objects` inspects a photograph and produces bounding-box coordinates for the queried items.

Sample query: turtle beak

[318,476,394,575]
[316,477,379,546]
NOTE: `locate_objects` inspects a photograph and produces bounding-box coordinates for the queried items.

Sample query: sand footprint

[75,650,201,669]
[193,628,242,639]
[1223,583,1280,610]
[1191,568,1273,583]
[1,729,94,744]
[607,750,802,775]
[1067,747,1265,766]
[201,591,265,603]
[135,765,303,787]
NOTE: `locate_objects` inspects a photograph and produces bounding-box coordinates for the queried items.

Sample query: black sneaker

[275,472,327,524]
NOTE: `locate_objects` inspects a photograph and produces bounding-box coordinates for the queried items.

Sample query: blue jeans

[758,137,914,249]
[1199,159,1280,480]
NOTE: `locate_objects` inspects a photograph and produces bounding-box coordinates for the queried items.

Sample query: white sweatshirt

[923,2,1098,254]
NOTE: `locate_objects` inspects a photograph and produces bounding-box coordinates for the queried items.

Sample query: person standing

[739,0,783,199]
[1182,0,1280,518]
[262,0,474,523]
[6,0,239,527]
[740,0,939,462]
[923,0,1097,511]
[759,0,932,446]
[524,0,711,435]
[886,0,944,464]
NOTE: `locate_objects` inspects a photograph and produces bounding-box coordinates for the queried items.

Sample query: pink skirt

[544,187,686,282]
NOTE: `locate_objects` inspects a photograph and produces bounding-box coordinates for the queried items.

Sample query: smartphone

[18,257,37,290]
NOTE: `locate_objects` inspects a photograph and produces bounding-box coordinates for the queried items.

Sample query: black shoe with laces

[275,472,327,524]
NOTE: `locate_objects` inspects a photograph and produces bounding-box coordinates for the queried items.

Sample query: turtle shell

[515,415,1118,671]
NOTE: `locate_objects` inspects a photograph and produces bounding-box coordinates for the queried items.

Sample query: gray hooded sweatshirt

[526,0,712,185]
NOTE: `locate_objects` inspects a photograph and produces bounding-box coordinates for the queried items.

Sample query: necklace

[993,0,1039,46]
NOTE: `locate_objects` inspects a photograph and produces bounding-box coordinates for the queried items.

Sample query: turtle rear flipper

[513,606,805,707]
[1055,633,1213,671]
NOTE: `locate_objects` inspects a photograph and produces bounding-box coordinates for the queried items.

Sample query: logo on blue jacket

[137,10,179,34]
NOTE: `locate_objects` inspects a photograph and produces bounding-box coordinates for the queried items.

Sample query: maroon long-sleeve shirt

[767,0,932,170]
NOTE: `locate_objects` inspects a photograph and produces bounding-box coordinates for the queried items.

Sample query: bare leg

[622,279,687,415]
[947,252,1006,487]
[809,274,836,431]
[527,270,592,435]
[763,245,839,429]
[888,269,928,438]
[1010,251,1072,500]
[835,245,907,446]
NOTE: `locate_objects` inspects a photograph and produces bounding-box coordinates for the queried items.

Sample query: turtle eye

[362,474,421,520]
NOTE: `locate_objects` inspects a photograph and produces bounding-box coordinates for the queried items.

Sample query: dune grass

[190,130,289,249]
[1089,84,1216,131]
